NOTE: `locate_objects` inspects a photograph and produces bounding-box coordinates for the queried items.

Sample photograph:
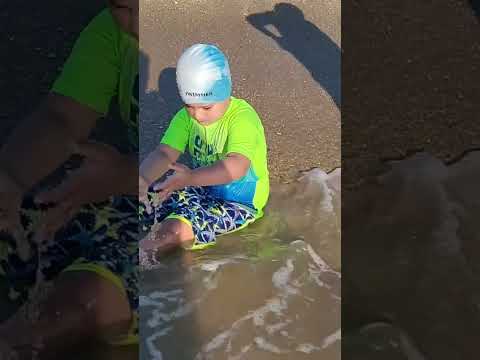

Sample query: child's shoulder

[229,97,261,120]
[82,8,119,37]
[226,98,265,136]
[70,8,124,57]
[171,106,192,124]
[230,96,254,109]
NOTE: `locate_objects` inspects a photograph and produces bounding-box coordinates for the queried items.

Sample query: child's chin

[196,119,213,125]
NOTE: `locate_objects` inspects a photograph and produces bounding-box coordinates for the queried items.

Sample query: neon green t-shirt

[161,97,270,217]
[51,8,139,150]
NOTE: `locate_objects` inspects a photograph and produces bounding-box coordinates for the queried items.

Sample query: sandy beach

[139,0,341,183]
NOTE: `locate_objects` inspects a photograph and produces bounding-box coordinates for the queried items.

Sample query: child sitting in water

[139,43,269,256]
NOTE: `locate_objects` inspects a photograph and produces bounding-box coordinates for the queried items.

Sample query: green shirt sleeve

[160,108,191,153]
[226,114,259,161]
[51,9,120,115]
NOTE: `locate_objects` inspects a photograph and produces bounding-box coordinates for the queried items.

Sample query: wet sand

[343,3,480,358]
[139,0,341,183]
[0,1,105,144]
[343,0,480,186]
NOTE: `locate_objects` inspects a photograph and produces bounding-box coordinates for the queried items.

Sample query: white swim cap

[176,43,232,104]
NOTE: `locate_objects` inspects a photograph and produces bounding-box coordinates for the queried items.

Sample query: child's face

[108,0,139,40]
[185,98,231,126]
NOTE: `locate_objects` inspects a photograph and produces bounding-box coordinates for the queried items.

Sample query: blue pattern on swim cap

[176,43,232,104]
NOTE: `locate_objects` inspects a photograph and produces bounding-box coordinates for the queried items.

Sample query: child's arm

[0,94,99,193]
[154,153,250,197]
[139,144,182,187]
[0,94,100,249]
[190,153,250,186]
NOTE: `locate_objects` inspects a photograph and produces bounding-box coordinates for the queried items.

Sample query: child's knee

[140,218,194,253]
[53,271,131,331]
[160,218,194,243]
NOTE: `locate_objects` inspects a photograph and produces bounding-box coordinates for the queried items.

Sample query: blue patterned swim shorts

[139,187,257,250]
[0,195,139,345]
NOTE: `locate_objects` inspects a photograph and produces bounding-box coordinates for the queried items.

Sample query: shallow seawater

[140,168,341,360]
[343,151,480,360]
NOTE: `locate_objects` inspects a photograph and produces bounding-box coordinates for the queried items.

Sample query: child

[0,1,139,357]
[139,43,269,255]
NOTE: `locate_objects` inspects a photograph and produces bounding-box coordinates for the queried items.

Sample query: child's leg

[0,270,131,358]
[140,187,257,256]
[139,187,197,258]
[0,195,139,358]
[140,218,194,254]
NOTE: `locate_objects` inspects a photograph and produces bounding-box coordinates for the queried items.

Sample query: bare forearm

[154,155,249,197]
[140,145,178,186]
[189,158,246,187]
[0,108,80,191]
[0,95,97,192]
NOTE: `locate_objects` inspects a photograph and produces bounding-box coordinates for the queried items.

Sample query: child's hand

[33,141,134,244]
[139,175,152,214]
[153,163,193,201]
